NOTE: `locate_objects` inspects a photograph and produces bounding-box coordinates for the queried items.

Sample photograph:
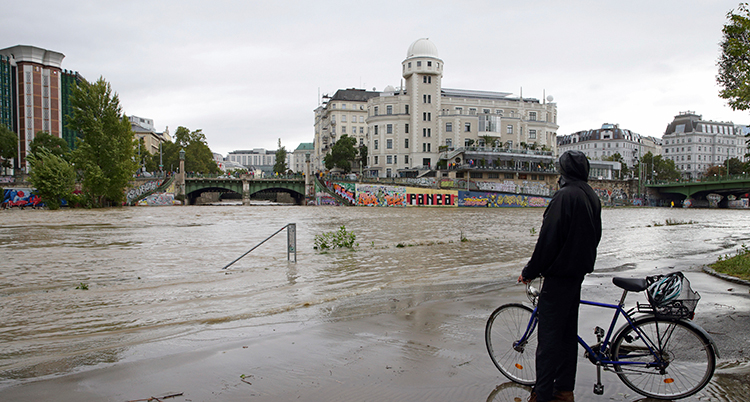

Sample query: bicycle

[485,272,720,400]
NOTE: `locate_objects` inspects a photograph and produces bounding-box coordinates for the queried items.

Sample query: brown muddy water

[1,206,750,399]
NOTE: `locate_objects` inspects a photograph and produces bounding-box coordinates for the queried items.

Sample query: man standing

[518,150,602,402]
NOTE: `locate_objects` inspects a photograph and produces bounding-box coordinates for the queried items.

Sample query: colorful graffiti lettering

[332,182,356,204]
[136,193,176,206]
[356,184,406,207]
[126,180,163,203]
[2,188,43,208]
[458,191,550,208]
[406,193,456,206]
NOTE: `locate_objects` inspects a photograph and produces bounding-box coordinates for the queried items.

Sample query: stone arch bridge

[184,176,306,205]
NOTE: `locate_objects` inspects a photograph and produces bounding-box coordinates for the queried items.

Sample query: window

[423,128,431,137]
[387,155,392,164]
[359,116,364,123]
[470,172,483,179]
[405,105,409,114]
[529,111,537,121]
[422,76,432,83]
[507,125,513,134]
[386,105,393,115]
[423,112,431,121]
[446,138,452,148]
[360,127,364,134]
[405,155,409,163]
[342,126,346,134]
[423,94,431,103]
[387,124,393,134]
[374,156,379,164]
[465,122,471,132]
[341,115,347,122]
[427,61,432,67]
[496,109,504,116]
[422,143,431,152]
[374,106,379,116]
[387,139,393,149]
[417,61,422,67]
[456,107,462,115]
[341,104,346,109]
[331,115,336,123]
[374,125,379,135]
[469,108,477,115]
[488,172,499,179]
[374,140,379,150]
[529,130,537,139]
[405,138,409,148]
[446,122,452,132]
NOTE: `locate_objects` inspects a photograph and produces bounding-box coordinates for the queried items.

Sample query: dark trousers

[533,277,582,402]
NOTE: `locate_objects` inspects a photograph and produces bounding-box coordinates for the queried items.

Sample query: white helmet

[648,273,683,307]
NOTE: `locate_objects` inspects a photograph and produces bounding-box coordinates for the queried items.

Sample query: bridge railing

[647,173,750,186]
[186,173,304,180]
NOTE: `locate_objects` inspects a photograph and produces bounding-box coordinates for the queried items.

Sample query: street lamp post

[179,148,186,204]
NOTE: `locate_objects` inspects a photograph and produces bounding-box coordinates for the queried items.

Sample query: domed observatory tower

[403,38,443,170]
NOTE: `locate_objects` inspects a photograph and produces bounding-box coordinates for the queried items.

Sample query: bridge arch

[184,177,306,205]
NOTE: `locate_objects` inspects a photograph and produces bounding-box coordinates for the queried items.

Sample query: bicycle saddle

[612,277,648,292]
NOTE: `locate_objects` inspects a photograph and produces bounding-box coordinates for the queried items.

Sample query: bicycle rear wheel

[611,316,715,399]
[485,303,537,385]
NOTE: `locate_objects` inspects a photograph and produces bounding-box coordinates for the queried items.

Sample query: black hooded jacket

[521,151,602,281]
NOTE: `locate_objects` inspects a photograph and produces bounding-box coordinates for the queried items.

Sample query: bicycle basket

[643,272,700,319]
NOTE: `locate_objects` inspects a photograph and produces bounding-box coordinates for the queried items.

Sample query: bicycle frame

[515,296,664,369]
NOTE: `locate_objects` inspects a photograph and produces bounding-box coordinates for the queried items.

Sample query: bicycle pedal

[594,383,604,395]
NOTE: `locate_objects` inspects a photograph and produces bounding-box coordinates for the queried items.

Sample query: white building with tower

[314,38,560,179]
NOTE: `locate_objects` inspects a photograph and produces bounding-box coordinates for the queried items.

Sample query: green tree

[172,126,220,174]
[29,131,70,159]
[718,4,750,111]
[324,134,357,173]
[718,4,750,159]
[68,77,138,207]
[0,125,17,174]
[603,152,630,178]
[635,152,680,182]
[358,144,368,168]
[27,148,75,210]
[274,138,287,174]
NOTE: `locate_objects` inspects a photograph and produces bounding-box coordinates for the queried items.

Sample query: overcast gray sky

[3,0,749,156]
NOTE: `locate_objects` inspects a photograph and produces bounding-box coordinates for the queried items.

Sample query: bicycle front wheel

[612,316,716,400]
[485,303,537,385]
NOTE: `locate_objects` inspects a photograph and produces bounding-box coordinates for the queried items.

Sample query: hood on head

[557,150,590,182]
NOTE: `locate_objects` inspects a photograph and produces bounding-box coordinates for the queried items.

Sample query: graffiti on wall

[477,180,517,193]
[2,188,43,208]
[315,181,341,206]
[458,191,550,208]
[136,193,176,206]
[356,184,406,207]
[405,187,458,206]
[331,182,356,205]
[126,180,163,204]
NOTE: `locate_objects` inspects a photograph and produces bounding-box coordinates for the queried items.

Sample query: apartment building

[557,123,661,170]
[662,111,748,179]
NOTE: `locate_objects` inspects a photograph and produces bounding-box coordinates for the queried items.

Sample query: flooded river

[1,206,749,394]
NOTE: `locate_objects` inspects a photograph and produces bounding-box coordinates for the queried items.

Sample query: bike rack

[222,223,297,269]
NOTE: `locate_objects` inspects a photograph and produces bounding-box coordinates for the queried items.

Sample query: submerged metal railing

[222,223,297,269]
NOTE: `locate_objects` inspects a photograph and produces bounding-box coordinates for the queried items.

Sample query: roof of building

[406,38,439,59]
[0,45,65,68]
[329,88,380,102]
[294,143,314,151]
[663,111,739,135]
[441,88,523,101]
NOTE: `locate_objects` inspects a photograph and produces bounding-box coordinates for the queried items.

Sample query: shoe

[527,392,538,402]
[552,390,574,402]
